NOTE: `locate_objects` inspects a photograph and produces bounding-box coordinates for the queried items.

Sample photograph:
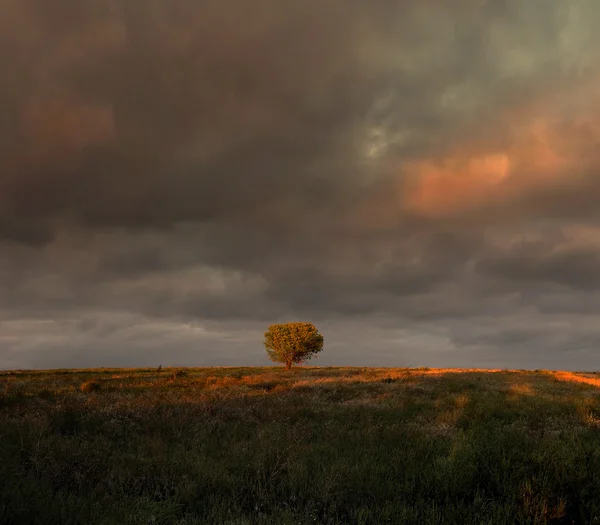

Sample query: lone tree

[264,322,324,370]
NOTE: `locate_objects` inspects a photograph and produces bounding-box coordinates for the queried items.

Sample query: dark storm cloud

[3,0,600,369]
[0,0,395,240]
[3,0,596,240]
[476,242,600,291]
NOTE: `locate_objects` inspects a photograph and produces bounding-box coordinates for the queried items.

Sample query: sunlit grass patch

[507,382,535,397]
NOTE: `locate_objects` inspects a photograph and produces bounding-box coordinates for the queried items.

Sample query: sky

[2,0,600,370]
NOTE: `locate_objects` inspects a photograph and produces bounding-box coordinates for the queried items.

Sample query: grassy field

[2,366,600,524]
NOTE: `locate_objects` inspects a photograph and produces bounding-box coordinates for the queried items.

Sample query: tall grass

[1,367,600,524]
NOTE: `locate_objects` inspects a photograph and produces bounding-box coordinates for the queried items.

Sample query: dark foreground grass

[2,367,600,524]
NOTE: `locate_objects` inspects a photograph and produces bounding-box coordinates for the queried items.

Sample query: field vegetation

[2,366,600,524]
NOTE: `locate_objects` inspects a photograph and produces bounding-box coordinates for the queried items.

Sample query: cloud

[2,0,600,369]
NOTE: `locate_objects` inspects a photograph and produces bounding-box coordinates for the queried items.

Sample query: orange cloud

[403,109,600,217]
[404,153,511,216]
[20,98,116,165]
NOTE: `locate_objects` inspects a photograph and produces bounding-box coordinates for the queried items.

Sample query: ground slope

[2,367,600,524]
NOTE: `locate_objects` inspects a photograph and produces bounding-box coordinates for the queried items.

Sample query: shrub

[264,322,324,370]
[169,369,188,381]
[79,380,101,393]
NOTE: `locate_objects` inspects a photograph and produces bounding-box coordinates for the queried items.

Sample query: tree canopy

[263,322,324,370]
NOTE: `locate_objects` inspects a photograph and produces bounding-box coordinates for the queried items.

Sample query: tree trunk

[285,361,292,370]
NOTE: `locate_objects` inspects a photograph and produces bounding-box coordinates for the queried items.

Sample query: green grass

[2,366,600,524]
